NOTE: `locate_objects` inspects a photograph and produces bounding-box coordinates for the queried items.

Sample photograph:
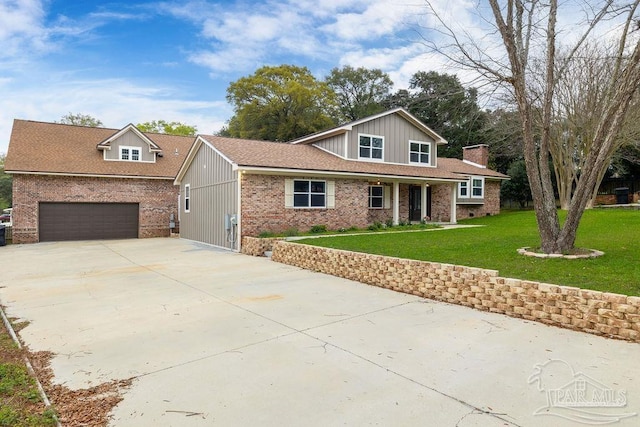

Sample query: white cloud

[0,76,231,154]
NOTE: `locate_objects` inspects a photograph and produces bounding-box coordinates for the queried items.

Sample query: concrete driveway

[1,238,639,426]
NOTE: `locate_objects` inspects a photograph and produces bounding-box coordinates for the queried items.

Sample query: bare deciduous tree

[425,0,640,253]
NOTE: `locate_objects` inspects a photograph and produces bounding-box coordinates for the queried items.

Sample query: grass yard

[297,209,640,296]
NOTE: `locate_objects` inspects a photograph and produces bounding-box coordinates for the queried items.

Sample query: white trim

[184,184,191,213]
[6,171,173,180]
[174,135,234,184]
[236,170,242,253]
[462,159,487,169]
[392,182,400,225]
[234,166,466,184]
[313,144,347,159]
[458,181,469,198]
[343,133,348,158]
[408,140,432,166]
[471,176,485,198]
[119,146,142,161]
[290,108,448,146]
[96,123,162,152]
[421,183,428,220]
[357,133,384,162]
[450,184,457,224]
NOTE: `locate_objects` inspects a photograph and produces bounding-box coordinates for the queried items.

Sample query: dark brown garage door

[39,203,139,242]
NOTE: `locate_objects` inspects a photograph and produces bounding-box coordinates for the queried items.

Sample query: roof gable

[290,108,448,146]
[5,120,194,179]
[97,124,162,153]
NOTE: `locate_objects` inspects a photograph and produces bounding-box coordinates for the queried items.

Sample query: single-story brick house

[175,108,508,251]
[4,120,193,243]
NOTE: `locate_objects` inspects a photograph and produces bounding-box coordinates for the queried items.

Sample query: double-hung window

[369,185,384,208]
[359,134,384,161]
[458,181,468,198]
[293,180,326,208]
[472,178,484,198]
[409,141,430,165]
[458,177,484,199]
[120,146,141,161]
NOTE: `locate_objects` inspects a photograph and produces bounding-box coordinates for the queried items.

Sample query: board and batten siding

[314,134,346,157]
[346,114,437,166]
[104,130,156,162]
[180,143,238,249]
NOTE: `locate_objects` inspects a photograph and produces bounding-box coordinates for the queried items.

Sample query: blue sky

[2,0,471,154]
[0,0,602,155]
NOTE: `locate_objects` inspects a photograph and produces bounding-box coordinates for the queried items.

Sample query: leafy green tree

[0,154,11,209]
[57,113,103,127]
[137,120,197,136]
[325,66,393,122]
[385,71,487,158]
[500,160,532,208]
[226,65,338,141]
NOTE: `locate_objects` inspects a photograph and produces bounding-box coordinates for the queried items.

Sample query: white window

[472,177,484,198]
[409,141,430,165]
[293,180,326,208]
[359,134,384,161]
[184,184,190,213]
[458,181,468,198]
[458,177,484,198]
[120,146,141,161]
[369,185,384,208]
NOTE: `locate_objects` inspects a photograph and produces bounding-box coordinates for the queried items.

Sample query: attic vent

[174,148,179,156]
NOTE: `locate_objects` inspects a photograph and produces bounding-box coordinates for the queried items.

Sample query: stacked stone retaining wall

[271,241,640,342]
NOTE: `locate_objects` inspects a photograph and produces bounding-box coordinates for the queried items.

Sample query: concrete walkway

[0,238,638,426]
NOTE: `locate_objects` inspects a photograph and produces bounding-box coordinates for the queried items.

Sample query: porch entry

[409,185,431,222]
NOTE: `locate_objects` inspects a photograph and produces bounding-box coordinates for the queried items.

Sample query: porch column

[393,181,400,225]
[450,183,457,224]
[421,183,428,221]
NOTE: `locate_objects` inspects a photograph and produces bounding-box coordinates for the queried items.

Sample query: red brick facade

[12,175,178,243]
[239,174,501,236]
[240,175,371,236]
[456,180,502,219]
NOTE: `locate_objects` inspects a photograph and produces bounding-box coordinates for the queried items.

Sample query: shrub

[385,218,394,228]
[258,231,275,238]
[310,225,327,233]
[284,228,299,237]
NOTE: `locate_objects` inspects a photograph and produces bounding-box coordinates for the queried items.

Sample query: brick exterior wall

[272,241,640,342]
[430,184,452,222]
[240,175,501,236]
[456,180,502,220]
[241,175,372,236]
[12,174,179,243]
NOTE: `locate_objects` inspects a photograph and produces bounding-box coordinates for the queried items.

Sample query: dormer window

[120,146,141,162]
[359,134,384,161]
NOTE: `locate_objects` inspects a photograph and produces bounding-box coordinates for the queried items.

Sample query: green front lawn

[296,209,640,296]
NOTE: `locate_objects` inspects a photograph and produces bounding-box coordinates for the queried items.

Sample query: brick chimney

[462,144,489,167]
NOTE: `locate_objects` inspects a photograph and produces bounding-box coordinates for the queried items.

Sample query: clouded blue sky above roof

[1,0,604,155]
[1,0,469,154]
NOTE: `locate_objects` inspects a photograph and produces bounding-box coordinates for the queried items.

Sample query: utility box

[615,187,630,205]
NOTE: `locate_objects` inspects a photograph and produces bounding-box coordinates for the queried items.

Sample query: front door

[409,186,431,222]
